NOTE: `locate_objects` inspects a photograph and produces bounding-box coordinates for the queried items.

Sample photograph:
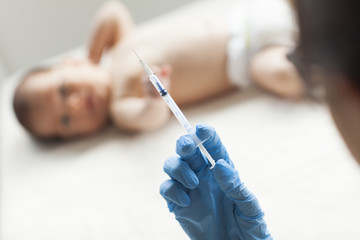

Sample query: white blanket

[1,52,360,239]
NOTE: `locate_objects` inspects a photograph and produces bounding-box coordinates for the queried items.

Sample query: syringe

[133,50,216,168]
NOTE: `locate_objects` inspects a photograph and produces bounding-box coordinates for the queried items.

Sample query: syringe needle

[132,49,141,60]
[133,50,216,168]
[132,49,153,77]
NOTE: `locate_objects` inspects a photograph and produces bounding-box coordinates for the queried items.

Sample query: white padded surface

[2,58,360,239]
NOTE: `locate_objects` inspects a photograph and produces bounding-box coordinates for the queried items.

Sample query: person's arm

[249,46,305,99]
[88,0,134,64]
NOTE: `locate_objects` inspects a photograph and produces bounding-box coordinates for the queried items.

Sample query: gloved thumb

[212,159,264,219]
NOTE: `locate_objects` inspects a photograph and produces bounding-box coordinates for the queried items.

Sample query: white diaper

[227,0,298,87]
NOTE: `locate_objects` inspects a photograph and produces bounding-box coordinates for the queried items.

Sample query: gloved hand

[160,124,272,240]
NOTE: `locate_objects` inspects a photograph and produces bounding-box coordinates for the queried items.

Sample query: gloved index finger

[196,124,232,167]
[176,135,207,172]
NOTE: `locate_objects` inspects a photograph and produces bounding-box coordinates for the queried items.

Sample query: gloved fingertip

[213,160,258,214]
[163,156,199,189]
[185,174,199,189]
[179,195,191,207]
[168,190,190,207]
[167,202,176,212]
[215,158,227,166]
[176,135,197,157]
[159,179,172,197]
[213,159,231,174]
[212,159,242,196]
[196,124,215,141]
[212,159,232,183]
[159,180,191,207]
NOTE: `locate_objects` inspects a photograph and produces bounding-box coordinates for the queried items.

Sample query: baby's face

[24,59,111,139]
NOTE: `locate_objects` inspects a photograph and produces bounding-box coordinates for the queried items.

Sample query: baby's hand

[142,65,172,98]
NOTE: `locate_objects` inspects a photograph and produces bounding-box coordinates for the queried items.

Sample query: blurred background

[0,0,194,79]
[2,1,360,240]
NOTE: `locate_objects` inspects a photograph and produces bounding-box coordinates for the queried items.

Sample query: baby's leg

[249,46,305,100]
[88,0,135,63]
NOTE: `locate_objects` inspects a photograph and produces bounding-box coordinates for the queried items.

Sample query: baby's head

[13,58,111,139]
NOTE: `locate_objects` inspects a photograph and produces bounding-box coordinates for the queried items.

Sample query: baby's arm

[88,0,134,63]
[110,97,170,132]
[110,66,171,132]
[249,46,305,99]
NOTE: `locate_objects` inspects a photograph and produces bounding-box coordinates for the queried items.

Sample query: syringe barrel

[149,75,166,95]
[149,75,193,133]
[162,94,193,134]
[161,92,216,167]
[148,74,216,167]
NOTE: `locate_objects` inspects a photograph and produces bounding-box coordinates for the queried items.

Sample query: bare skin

[323,72,360,164]
[14,59,111,138]
[90,0,304,132]
[14,0,304,138]
[109,5,231,105]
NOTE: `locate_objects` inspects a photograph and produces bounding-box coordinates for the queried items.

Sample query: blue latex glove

[160,124,272,240]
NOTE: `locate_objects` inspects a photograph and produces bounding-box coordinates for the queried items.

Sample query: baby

[13,0,303,139]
